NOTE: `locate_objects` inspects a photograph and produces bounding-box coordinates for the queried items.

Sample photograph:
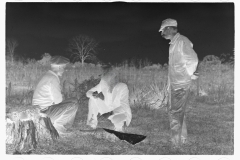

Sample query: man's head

[159,18,178,40]
[101,66,119,92]
[50,56,70,77]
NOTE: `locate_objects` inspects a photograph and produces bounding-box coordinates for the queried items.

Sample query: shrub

[62,76,101,104]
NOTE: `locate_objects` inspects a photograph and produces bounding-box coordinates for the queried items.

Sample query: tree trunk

[6,106,59,154]
[11,54,14,64]
[81,58,84,66]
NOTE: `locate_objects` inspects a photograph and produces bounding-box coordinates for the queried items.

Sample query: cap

[159,18,177,32]
[50,56,70,66]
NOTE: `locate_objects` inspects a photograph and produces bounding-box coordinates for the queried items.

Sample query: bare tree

[6,38,19,63]
[68,35,98,66]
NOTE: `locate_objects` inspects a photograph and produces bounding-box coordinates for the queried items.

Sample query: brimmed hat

[50,56,70,66]
[159,18,177,32]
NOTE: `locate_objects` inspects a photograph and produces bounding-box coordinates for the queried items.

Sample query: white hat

[50,56,69,67]
[159,18,177,32]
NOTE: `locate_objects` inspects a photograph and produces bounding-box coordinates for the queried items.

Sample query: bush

[62,76,101,104]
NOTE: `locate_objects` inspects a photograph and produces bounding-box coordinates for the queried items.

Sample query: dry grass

[5,59,234,155]
[6,101,234,155]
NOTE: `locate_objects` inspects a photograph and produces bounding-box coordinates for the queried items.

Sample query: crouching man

[86,67,132,132]
[32,56,79,135]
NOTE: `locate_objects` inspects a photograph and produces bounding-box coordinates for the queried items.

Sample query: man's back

[32,70,62,109]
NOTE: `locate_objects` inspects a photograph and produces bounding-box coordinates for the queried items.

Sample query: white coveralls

[32,70,78,134]
[167,33,198,146]
[86,80,132,131]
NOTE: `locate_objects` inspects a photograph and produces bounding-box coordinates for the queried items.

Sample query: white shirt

[86,80,132,126]
[32,70,63,109]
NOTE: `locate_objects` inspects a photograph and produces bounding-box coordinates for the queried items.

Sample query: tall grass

[6,56,234,106]
[5,56,234,155]
[196,59,234,104]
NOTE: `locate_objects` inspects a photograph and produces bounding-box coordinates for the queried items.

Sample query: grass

[6,100,234,155]
[5,59,234,155]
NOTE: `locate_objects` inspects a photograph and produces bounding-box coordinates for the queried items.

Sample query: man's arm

[50,79,63,105]
[181,39,199,78]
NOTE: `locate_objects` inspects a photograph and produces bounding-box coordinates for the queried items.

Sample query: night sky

[6,2,234,65]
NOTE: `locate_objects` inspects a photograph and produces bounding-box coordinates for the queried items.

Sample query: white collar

[49,70,60,82]
[169,33,180,44]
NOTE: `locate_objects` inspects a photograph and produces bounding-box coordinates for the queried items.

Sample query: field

[5,58,234,155]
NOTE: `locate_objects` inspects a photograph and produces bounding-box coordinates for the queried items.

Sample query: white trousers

[87,98,128,132]
[43,98,78,134]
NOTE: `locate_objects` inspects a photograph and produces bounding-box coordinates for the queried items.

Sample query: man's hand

[191,75,198,80]
[92,91,99,98]
[98,92,105,100]
[92,91,105,100]
[191,71,199,80]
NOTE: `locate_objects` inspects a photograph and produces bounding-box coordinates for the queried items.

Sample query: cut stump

[6,105,59,154]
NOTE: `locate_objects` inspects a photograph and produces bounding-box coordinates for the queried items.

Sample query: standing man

[32,56,79,135]
[86,67,132,132]
[159,18,199,147]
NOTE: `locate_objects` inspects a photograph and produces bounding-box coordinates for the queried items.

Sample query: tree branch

[67,35,98,64]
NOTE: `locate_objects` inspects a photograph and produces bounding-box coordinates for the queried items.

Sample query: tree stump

[6,105,59,154]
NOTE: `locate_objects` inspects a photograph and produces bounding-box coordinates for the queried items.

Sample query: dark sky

[6,2,234,65]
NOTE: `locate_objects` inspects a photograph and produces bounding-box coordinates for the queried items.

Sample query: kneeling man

[32,56,79,135]
[86,67,132,132]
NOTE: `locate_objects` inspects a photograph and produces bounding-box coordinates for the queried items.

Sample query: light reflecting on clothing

[168,86,190,146]
[166,32,198,146]
[168,33,198,90]
[41,98,78,134]
[32,70,62,109]
[86,82,132,131]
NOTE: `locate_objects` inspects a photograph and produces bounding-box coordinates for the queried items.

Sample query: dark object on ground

[80,127,146,145]
[103,128,146,145]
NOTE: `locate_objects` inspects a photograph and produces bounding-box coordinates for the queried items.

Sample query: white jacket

[32,70,62,109]
[86,80,132,126]
[168,33,198,89]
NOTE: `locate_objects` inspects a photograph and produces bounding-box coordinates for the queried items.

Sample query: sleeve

[86,83,101,98]
[50,78,62,105]
[181,39,199,76]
